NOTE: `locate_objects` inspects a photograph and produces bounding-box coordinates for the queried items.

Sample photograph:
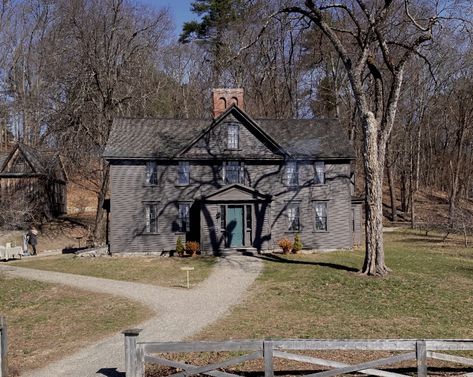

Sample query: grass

[11,255,217,288]
[145,230,473,376]
[195,230,473,340]
[1,274,152,376]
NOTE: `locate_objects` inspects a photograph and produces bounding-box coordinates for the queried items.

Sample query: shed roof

[104,107,355,160]
[0,143,67,181]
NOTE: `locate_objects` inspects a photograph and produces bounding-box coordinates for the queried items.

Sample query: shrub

[292,233,303,254]
[278,238,293,254]
[176,236,185,257]
[185,241,200,256]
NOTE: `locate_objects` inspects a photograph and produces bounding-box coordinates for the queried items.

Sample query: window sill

[312,230,329,233]
[142,232,160,235]
[224,148,242,151]
[174,231,187,235]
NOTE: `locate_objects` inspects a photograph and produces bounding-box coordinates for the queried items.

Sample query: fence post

[263,339,274,377]
[416,340,427,377]
[123,329,142,377]
[0,316,7,377]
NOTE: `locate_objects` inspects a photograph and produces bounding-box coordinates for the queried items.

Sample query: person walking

[28,226,38,255]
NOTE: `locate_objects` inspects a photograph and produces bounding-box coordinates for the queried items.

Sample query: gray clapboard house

[104,89,362,254]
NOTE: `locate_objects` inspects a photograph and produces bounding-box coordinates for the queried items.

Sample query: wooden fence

[123,330,473,377]
[0,317,7,377]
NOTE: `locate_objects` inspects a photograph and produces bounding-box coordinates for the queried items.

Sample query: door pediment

[204,184,271,202]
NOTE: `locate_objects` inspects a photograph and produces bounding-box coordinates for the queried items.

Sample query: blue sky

[138,0,197,33]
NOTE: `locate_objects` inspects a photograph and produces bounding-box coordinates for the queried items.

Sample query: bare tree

[45,0,172,241]
[281,0,445,275]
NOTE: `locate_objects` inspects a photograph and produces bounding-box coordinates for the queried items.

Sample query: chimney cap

[212,88,244,118]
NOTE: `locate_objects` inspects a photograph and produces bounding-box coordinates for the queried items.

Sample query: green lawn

[1,274,151,376]
[195,230,473,340]
[11,255,217,288]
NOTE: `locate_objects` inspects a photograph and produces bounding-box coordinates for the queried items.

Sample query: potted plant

[185,241,200,257]
[278,238,293,254]
[176,236,185,257]
[292,233,303,254]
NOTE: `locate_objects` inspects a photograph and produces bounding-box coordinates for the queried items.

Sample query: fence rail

[123,330,473,377]
[0,316,7,377]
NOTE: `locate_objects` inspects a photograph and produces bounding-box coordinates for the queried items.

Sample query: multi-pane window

[177,161,190,185]
[246,205,252,230]
[314,161,325,184]
[144,203,158,233]
[178,203,190,232]
[224,161,243,184]
[285,161,298,186]
[227,124,239,149]
[315,202,328,231]
[287,203,300,231]
[220,205,226,230]
[145,161,158,185]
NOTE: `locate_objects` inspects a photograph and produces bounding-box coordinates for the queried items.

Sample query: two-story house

[104,89,362,254]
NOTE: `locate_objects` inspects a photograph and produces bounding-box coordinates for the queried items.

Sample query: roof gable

[0,144,67,181]
[178,106,287,159]
[104,110,356,161]
[1,145,36,174]
[204,183,271,201]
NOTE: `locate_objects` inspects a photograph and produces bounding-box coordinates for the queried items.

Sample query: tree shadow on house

[253,253,359,272]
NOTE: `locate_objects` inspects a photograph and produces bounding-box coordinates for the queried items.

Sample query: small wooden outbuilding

[0,143,67,221]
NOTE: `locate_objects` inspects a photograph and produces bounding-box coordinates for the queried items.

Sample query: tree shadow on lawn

[398,237,449,244]
[253,253,359,272]
[97,368,125,377]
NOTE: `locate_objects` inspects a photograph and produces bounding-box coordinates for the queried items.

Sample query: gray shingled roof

[0,152,8,170]
[104,118,210,159]
[0,143,66,181]
[256,118,354,159]
[104,113,355,160]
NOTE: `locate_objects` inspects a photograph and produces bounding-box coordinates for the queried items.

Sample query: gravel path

[0,254,262,377]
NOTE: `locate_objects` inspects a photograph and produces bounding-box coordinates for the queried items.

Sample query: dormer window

[314,161,325,184]
[145,161,158,185]
[227,124,239,149]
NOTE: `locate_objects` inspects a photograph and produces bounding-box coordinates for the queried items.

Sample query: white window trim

[314,161,325,185]
[144,202,159,233]
[285,161,298,187]
[145,161,158,185]
[314,201,328,232]
[178,202,190,232]
[286,202,301,232]
[177,161,190,185]
[227,124,239,150]
[224,161,243,185]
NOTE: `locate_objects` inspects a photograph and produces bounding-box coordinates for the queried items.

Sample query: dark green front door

[227,206,244,247]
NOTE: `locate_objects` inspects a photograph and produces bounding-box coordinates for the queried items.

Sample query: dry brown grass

[11,255,217,288]
[1,274,152,376]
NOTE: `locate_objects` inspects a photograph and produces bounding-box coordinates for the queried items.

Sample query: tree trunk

[449,127,466,224]
[386,144,397,222]
[361,113,388,276]
[93,161,110,243]
[400,171,407,214]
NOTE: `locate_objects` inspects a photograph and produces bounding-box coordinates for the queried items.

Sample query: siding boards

[110,160,354,254]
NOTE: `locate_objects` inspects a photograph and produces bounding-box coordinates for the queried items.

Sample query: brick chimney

[212,88,244,118]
